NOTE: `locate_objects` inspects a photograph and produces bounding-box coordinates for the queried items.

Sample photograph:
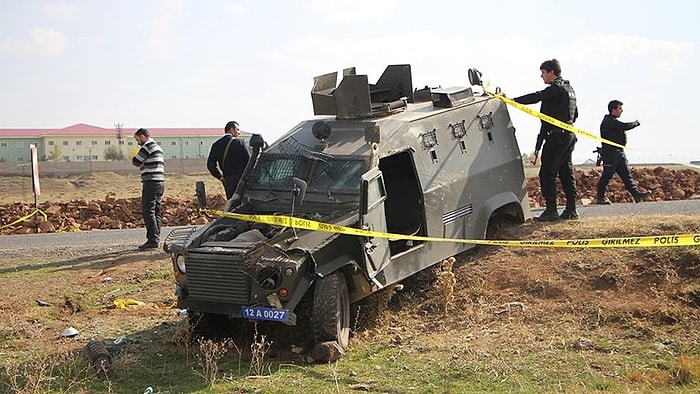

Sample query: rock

[39,221,56,232]
[43,204,61,215]
[573,336,594,350]
[669,188,686,199]
[192,217,209,225]
[310,341,345,363]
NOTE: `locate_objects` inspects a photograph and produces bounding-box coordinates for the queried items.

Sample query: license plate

[241,306,290,322]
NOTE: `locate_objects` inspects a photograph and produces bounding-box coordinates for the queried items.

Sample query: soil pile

[527,166,698,207]
[1,167,698,235]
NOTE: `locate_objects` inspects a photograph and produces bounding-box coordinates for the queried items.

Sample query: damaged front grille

[186,251,250,305]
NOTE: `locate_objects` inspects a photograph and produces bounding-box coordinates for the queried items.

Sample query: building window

[92,155,98,160]
[76,141,82,146]
[119,140,125,145]
[171,155,177,159]
[48,141,54,146]
[17,157,24,162]
[185,141,190,146]
[77,155,83,160]
[128,141,134,146]
[105,140,111,145]
[91,140,98,145]
[62,156,69,161]
[171,141,177,146]
[63,141,69,146]
[16,142,24,148]
[0,142,7,147]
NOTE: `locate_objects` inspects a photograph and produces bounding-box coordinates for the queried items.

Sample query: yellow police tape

[206,209,699,248]
[486,91,628,150]
[0,209,48,230]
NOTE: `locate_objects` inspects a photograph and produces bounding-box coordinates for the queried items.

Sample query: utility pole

[88,146,93,173]
[179,137,184,176]
[114,123,124,159]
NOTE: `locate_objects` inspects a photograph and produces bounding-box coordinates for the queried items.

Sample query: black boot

[559,209,579,220]
[560,201,579,220]
[596,195,611,205]
[534,206,560,222]
[634,191,652,203]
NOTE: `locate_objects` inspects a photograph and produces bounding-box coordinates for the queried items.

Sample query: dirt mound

[0,195,227,234]
[527,166,699,207]
[1,167,698,235]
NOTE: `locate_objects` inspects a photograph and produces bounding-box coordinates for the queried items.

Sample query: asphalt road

[0,200,698,252]
[530,199,700,218]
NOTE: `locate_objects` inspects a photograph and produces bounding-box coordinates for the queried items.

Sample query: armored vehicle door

[359,168,391,279]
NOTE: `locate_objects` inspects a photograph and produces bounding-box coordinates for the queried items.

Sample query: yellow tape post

[0,209,48,231]
[487,91,628,150]
[206,209,699,248]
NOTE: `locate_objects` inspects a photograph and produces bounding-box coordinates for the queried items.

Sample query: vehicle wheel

[312,271,350,349]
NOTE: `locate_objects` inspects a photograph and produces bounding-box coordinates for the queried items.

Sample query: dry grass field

[0,163,699,392]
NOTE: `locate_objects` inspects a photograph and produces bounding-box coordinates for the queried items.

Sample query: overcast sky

[1,1,698,164]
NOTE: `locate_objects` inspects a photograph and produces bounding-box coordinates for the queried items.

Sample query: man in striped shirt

[132,128,165,250]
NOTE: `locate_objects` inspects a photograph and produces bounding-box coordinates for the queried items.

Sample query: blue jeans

[142,181,164,244]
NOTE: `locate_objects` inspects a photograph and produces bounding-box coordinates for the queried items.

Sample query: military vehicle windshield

[249,153,366,191]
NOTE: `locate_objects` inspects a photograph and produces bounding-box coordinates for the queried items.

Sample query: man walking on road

[207,121,250,199]
[596,100,651,204]
[132,128,165,250]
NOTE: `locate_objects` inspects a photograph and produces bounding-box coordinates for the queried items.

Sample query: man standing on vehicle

[207,120,250,199]
[132,128,165,249]
[596,100,651,204]
[514,59,579,221]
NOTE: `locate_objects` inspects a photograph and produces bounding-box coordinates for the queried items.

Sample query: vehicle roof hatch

[311,65,414,120]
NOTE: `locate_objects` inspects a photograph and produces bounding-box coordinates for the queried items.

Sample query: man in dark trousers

[514,58,579,221]
[596,100,651,204]
[132,128,165,249]
[207,121,250,199]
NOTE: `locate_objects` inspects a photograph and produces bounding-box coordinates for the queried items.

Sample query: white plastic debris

[61,327,79,338]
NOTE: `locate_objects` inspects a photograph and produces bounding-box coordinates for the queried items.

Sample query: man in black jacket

[596,100,651,204]
[514,59,579,221]
[207,121,250,199]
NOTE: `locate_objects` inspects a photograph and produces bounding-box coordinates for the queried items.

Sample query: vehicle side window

[361,170,386,214]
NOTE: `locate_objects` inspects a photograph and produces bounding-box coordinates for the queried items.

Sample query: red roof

[0,123,248,138]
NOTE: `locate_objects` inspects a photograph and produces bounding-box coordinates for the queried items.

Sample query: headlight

[176,255,186,273]
[257,267,281,291]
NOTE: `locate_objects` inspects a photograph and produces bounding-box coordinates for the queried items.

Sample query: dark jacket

[514,77,578,150]
[600,114,640,150]
[207,135,250,179]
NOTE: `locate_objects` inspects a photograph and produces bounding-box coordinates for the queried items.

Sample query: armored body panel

[166,64,530,357]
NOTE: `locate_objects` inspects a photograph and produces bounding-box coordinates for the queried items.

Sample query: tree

[48,145,62,161]
[104,145,125,161]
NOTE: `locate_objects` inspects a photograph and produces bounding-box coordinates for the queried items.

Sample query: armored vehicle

[165,64,530,351]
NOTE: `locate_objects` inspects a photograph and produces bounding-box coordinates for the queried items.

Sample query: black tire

[312,271,350,349]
